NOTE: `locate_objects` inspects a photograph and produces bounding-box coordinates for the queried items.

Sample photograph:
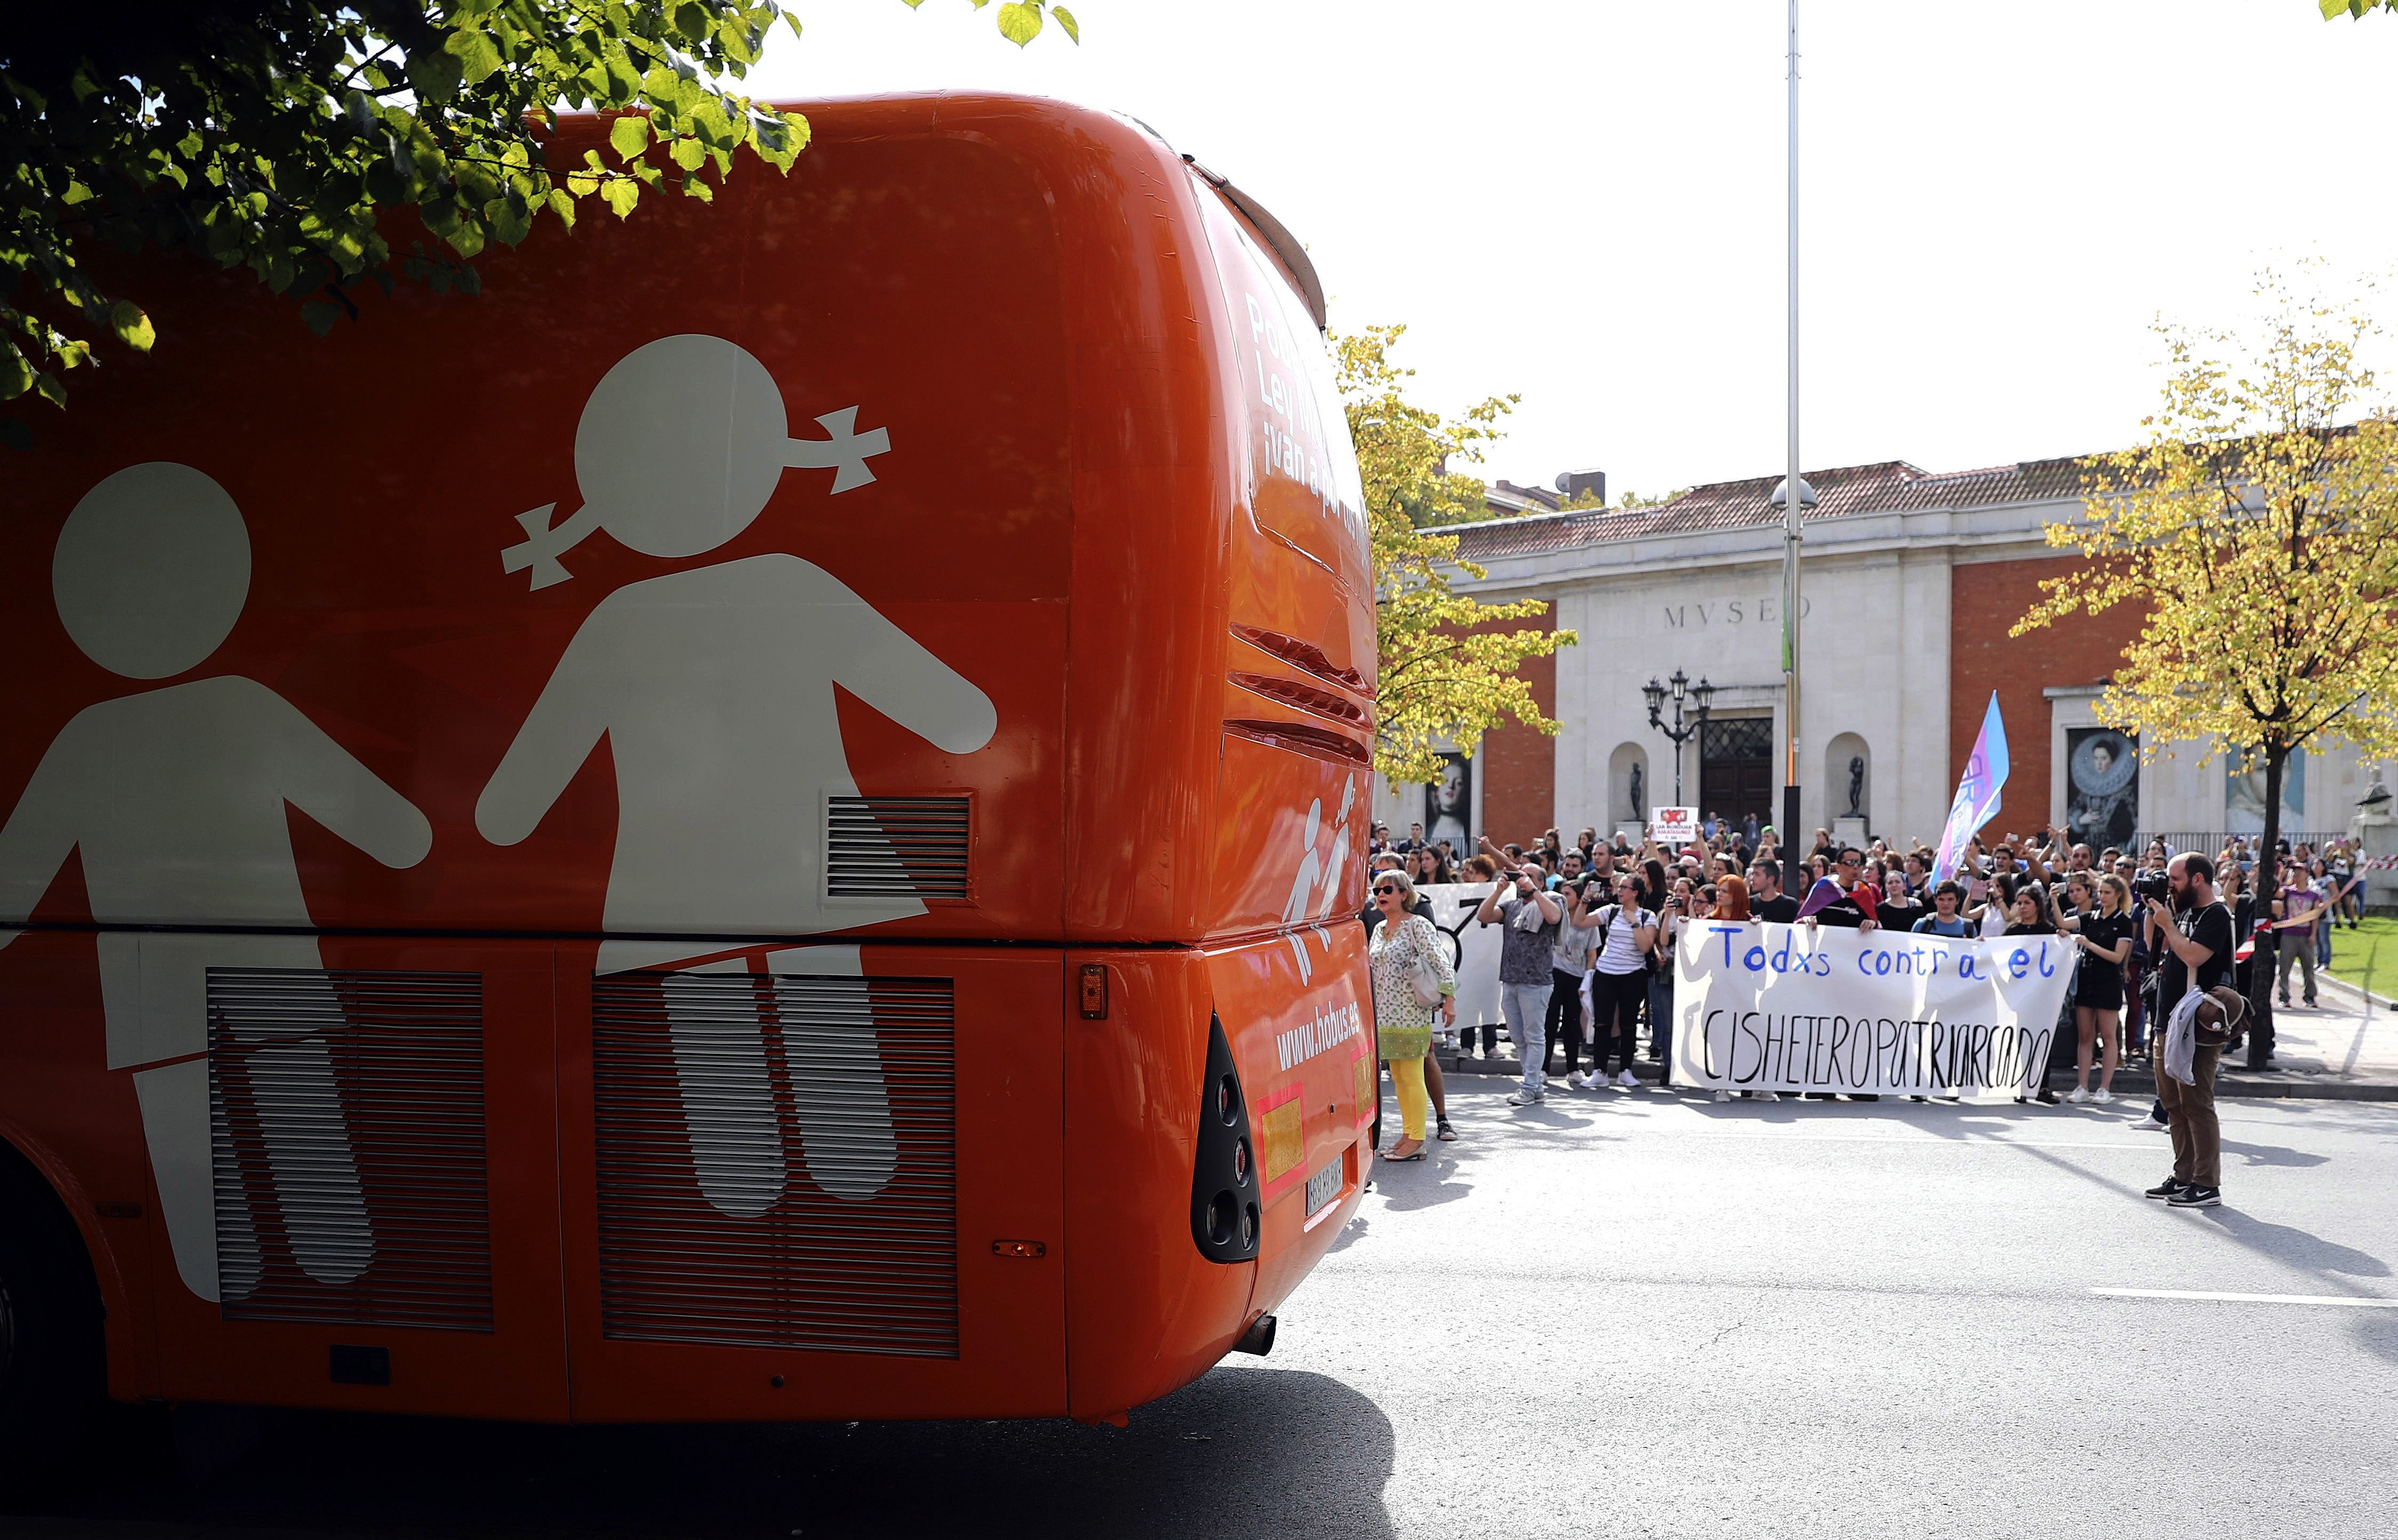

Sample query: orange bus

[0,92,1375,1447]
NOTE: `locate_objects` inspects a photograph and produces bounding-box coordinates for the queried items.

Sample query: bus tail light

[1188,1015,1260,1264]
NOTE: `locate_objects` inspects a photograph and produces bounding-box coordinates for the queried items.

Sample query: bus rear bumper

[1062,929,1369,1421]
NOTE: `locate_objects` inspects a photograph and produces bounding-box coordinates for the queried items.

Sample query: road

[13,1085,2396,1540]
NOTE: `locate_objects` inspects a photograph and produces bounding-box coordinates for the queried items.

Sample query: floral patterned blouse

[1369,912,1456,1061]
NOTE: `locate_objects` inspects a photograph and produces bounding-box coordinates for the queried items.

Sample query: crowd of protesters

[1358,813,2367,1206]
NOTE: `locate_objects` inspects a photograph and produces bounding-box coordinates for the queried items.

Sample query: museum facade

[1375,453,2372,857]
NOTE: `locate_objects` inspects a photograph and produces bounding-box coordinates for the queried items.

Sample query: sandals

[1436,1118,1459,1142]
[1384,1138,1428,1161]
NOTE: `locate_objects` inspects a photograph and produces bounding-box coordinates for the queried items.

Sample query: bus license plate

[1304,1155,1344,1217]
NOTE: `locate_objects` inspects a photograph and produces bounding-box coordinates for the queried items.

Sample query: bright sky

[752,1,2398,502]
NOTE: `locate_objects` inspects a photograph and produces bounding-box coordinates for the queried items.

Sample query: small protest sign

[1649,806,1698,846]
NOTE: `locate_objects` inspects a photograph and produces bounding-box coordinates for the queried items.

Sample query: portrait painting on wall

[2065,727,2138,850]
[1426,752,1471,855]
[2226,744,2305,835]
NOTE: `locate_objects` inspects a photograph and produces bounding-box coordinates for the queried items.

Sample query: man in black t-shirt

[2148,853,2233,1004]
[1748,859,1801,924]
[2142,852,2232,1208]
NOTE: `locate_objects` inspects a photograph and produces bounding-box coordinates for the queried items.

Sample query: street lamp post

[1778,0,1807,854]
[1643,670,1716,808]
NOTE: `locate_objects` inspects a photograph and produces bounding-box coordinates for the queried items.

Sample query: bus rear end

[0,92,1373,1436]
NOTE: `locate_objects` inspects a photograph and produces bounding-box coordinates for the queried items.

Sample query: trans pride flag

[1931,693,2009,885]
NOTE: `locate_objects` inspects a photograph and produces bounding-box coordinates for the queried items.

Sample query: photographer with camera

[1475,838,1565,1107]
[2140,853,2233,1208]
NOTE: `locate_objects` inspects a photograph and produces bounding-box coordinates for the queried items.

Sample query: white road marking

[2093,1288,2398,1308]
[1650,1130,2159,1149]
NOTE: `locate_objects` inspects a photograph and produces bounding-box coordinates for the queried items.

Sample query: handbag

[1401,919,1446,1009]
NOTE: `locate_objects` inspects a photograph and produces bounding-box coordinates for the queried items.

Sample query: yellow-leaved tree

[1336,324,1577,786]
[2012,273,2398,1026]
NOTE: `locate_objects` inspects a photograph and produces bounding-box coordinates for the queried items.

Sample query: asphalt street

[11,1086,2395,1540]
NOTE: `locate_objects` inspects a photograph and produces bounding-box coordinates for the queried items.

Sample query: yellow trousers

[1389,1055,1427,1142]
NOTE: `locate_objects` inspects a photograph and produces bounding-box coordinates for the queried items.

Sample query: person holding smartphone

[1573,873,1657,1090]
[1544,872,1603,1082]
[2142,854,2233,1207]
[1475,838,1564,1107]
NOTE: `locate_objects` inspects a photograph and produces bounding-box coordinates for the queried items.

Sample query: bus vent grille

[206,967,493,1330]
[825,796,971,900]
[592,972,958,1357]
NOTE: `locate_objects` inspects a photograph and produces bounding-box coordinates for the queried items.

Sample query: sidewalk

[1434,975,2398,1101]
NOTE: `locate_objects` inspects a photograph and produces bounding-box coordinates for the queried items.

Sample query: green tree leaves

[609,113,653,163]
[2011,269,2398,799]
[998,4,1045,45]
[1337,324,1577,784]
[106,301,152,351]
[969,1,1079,49]
[1,1,1081,440]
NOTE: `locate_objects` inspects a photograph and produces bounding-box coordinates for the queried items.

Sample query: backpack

[1591,904,1659,972]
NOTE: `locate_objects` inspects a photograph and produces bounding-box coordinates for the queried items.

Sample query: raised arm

[263,687,432,869]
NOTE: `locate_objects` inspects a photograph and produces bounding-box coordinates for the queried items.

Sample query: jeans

[2316,919,2333,968]
[1543,969,1586,1073]
[1501,982,1554,1095]
[1646,969,1675,1085]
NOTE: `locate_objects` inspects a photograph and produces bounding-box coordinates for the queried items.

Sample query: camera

[2132,871,2171,906]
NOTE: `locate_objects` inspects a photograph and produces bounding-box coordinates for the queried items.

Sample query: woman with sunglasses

[1368,869,1456,1160]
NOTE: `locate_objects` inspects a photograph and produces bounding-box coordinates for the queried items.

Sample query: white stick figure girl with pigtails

[476,333,996,1215]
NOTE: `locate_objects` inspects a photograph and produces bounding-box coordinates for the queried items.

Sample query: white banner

[1672,921,2071,1098]
[1417,882,1506,1028]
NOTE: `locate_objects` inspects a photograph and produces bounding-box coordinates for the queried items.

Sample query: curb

[2316,973,2397,1014]
[1429,1050,2398,1102]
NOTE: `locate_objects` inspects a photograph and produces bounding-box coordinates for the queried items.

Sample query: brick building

[1377,452,2369,855]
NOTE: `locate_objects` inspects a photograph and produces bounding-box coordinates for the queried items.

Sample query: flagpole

[1780,0,1804,854]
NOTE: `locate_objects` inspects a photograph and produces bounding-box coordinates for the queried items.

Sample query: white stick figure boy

[0,462,434,1302]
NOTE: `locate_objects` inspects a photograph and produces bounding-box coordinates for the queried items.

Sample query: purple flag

[1932,693,2009,885]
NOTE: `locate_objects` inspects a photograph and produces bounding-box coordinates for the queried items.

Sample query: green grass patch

[2325,915,2398,998]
